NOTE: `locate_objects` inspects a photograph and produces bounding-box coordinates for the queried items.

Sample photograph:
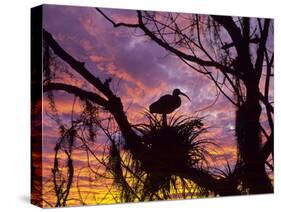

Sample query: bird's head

[173,89,191,101]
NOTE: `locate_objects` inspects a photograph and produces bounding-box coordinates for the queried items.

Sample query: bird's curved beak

[180,92,191,101]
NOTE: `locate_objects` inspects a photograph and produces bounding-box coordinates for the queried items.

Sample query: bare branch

[211,15,243,52]
[255,19,271,80]
[43,29,141,151]
[44,82,108,108]
[95,9,240,78]
[96,8,140,28]
[261,133,273,162]
[43,29,115,99]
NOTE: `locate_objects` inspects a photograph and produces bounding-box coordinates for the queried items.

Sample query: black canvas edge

[31,5,43,208]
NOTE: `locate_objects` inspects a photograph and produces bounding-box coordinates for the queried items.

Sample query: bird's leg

[162,113,167,127]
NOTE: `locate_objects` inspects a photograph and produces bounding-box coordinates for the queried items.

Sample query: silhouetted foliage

[40,13,274,205]
[96,9,274,194]
[134,114,208,172]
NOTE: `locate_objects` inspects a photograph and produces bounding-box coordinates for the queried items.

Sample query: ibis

[149,89,191,126]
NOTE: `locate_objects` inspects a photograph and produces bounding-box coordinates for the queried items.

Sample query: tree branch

[137,11,240,77]
[178,167,240,196]
[43,29,141,150]
[211,15,243,52]
[222,38,260,50]
[261,132,273,162]
[95,9,240,79]
[259,92,274,113]
[96,8,140,28]
[255,19,271,80]
[44,83,108,108]
[43,29,115,99]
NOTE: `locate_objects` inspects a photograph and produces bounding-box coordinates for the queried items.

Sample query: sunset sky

[41,4,273,207]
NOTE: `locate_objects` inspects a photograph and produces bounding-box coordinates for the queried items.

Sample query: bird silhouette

[149,88,191,126]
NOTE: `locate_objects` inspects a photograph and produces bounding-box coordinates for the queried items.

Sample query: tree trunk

[235,81,273,193]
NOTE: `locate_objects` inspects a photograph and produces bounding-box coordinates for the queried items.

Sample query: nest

[108,113,215,200]
[133,113,211,175]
